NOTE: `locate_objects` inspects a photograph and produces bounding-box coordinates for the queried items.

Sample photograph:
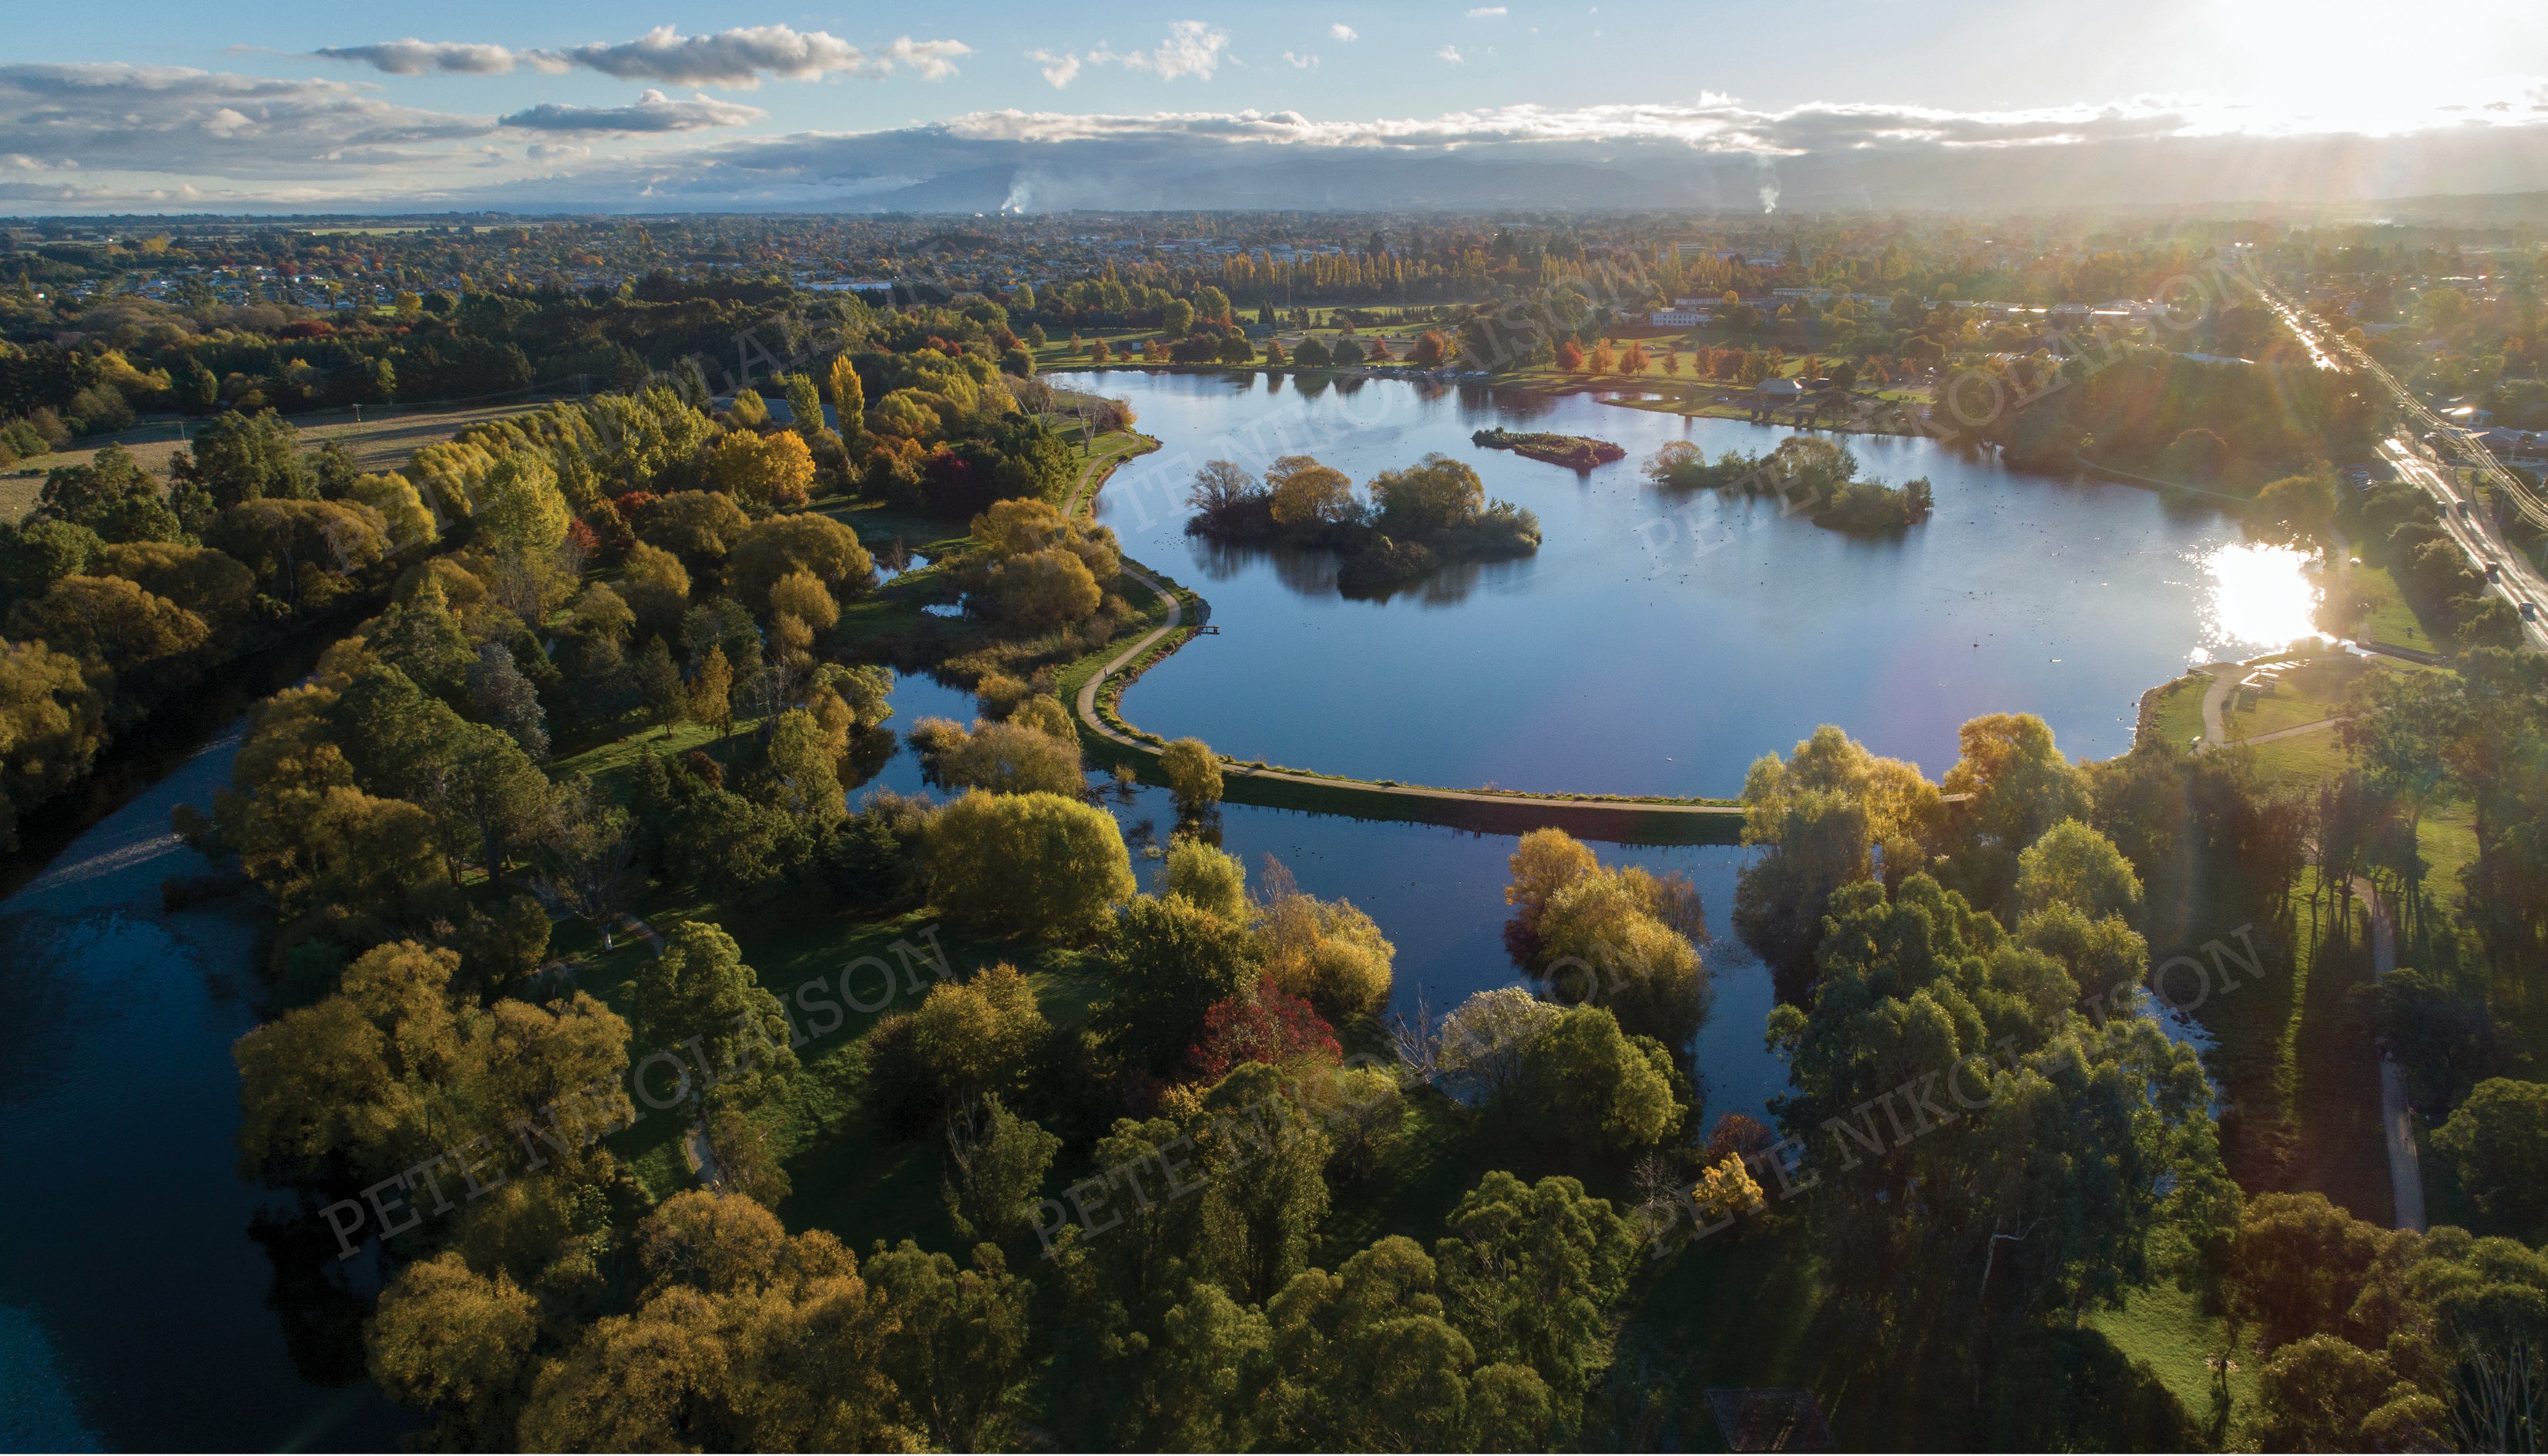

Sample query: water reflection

[2191,542,2323,662]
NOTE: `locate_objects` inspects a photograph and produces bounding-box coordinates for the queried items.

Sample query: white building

[1648,308,1707,327]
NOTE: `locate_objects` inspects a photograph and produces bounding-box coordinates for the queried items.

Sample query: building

[1756,377,1806,400]
[1648,308,1707,327]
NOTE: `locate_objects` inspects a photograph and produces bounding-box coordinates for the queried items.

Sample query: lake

[1078,369,2315,796]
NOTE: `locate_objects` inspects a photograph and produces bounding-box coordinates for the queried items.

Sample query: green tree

[634,921,800,1105]
[366,1252,539,1444]
[1162,837,1247,922]
[172,408,310,508]
[2432,1078,2548,1238]
[764,707,846,833]
[1093,892,1264,1073]
[864,1240,1039,1453]
[942,1095,1063,1248]
[1159,736,1224,817]
[1519,1007,1678,1151]
[922,790,1134,941]
[1434,1170,1634,1431]
[1369,453,1485,532]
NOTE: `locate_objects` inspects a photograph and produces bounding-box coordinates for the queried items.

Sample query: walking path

[2351,877,2429,1232]
[2195,661,2345,752]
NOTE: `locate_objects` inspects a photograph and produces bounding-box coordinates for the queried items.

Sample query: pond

[1078,369,2318,797]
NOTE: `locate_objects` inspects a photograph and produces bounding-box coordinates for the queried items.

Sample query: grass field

[2,400,561,522]
[2142,672,2211,751]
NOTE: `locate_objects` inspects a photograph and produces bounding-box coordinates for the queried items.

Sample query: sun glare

[2194,542,2323,660]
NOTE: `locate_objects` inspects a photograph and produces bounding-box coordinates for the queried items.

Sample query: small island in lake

[1186,451,1543,595]
[1471,427,1627,470]
[1643,436,1934,535]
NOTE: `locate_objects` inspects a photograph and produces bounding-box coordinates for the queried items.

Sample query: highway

[2258,286,2548,650]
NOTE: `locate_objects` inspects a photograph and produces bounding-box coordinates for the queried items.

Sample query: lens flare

[2193,542,2321,660]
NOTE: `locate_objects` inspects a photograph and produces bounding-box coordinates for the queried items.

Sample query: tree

[2253,471,2338,549]
[911,716,1085,797]
[1189,978,1339,1082]
[2432,1079,2548,1238]
[171,408,309,508]
[1255,860,1396,1022]
[864,1240,1039,1452]
[982,547,1099,629]
[764,708,847,833]
[1944,712,2093,854]
[1519,1007,1678,1151]
[534,780,643,951]
[1187,460,1264,522]
[465,642,548,760]
[476,452,570,557]
[941,1095,1063,1248]
[1368,454,1485,533]
[690,646,734,739]
[2258,1335,2403,1451]
[1265,456,1356,527]
[633,636,687,734]
[2013,817,2143,925]
[1437,988,1563,1104]
[1434,1170,1635,1429]
[634,921,799,1106]
[1162,837,1247,921]
[826,354,865,437]
[1160,737,1224,817]
[1093,892,1264,1073]
[366,1252,539,1442]
[912,963,1049,1109]
[636,491,750,572]
[923,790,1134,941]
[5,572,210,686]
[705,430,816,512]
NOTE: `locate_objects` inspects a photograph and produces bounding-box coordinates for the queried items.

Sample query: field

[2,399,565,522]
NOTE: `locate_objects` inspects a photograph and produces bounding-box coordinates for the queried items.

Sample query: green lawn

[2143,673,2211,751]
[2221,654,2371,740]
[2086,1279,2258,1444]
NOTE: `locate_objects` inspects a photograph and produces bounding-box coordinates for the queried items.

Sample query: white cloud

[881,37,972,80]
[1026,49,1082,89]
[317,25,968,88]
[311,40,560,75]
[1437,45,1465,63]
[1120,21,1231,81]
[563,25,865,85]
[499,89,766,134]
[0,63,497,179]
[1331,23,1358,40]
[1282,51,1319,70]
[525,143,589,161]
[1465,7,1508,15]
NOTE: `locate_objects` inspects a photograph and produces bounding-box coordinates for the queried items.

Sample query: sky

[8,1,2548,213]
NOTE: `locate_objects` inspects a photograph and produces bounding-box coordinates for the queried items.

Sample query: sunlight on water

[2192,542,2323,661]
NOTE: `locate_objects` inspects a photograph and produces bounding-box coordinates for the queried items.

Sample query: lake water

[1079,370,2313,796]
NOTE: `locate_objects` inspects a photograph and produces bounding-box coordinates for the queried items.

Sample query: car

[2526,602,2540,622]
[2488,564,2503,582]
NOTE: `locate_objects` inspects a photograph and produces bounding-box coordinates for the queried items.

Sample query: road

[2350,878,2429,1232]
[2376,437,2548,649]
[2257,287,2548,649]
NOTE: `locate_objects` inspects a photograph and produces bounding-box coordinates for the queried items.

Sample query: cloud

[0,63,497,179]
[318,25,969,88]
[562,25,865,86]
[1438,45,1465,64]
[880,38,972,81]
[1118,21,1231,81]
[1283,52,1320,70]
[1034,22,1231,89]
[311,40,562,75]
[1465,7,1508,15]
[1027,50,1082,89]
[525,143,590,161]
[500,89,767,134]
[1331,23,1358,40]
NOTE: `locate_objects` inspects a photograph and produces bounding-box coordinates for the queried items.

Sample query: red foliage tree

[1187,977,1341,1082]
[1557,338,1588,372]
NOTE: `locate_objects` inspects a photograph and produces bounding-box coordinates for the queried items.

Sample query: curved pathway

[1059,433,1743,830]
[2195,660,2345,753]
[2350,877,2429,1232]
